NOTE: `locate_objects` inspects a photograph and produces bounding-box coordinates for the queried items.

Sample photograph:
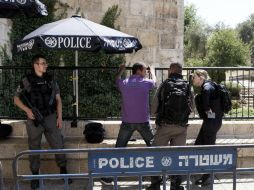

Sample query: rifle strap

[21,93,33,108]
[49,80,56,106]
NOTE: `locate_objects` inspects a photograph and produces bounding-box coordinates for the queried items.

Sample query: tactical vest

[24,72,56,116]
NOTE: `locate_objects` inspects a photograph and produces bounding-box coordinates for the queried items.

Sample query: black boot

[146,183,160,190]
[146,176,161,190]
[60,167,73,184]
[30,171,39,190]
[60,167,67,174]
[170,186,184,190]
[195,174,211,186]
[170,175,184,190]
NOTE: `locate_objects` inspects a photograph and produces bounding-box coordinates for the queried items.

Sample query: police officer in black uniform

[192,69,223,186]
[14,54,71,189]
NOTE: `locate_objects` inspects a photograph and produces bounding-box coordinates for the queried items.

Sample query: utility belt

[31,108,56,128]
[156,118,188,128]
[40,108,55,117]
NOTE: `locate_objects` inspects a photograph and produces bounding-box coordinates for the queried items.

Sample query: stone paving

[3,174,254,190]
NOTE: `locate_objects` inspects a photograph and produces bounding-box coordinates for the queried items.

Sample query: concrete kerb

[2,119,254,139]
[0,161,4,190]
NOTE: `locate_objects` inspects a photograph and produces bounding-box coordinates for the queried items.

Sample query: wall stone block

[155,1,178,19]
[139,31,159,47]
[160,49,179,65]
[130,0,154,17]
[101,0,120,12]
[126,16,146,28]
[160,33,176,49]
[121,27,139,38]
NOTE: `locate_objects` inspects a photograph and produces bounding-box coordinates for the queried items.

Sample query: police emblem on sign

[44,37,57,48]
[161,156,172,167]
[28,39,34,50]
[122,39,130,48]
[123,39,135,48]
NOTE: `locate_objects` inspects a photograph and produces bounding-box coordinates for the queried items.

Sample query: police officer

[147,63,192,190]
[192,69,223,186]
[14,54,71,189]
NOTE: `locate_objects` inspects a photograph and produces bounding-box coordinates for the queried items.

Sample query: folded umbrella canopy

[0,0,48,18]
[14,15,142,53]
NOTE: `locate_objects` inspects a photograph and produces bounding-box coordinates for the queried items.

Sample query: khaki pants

[151,124,187,187]
[152,123,187,147]
[26,113,66,173]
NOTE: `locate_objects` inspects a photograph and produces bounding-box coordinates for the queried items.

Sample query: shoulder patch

[21,77,31,92]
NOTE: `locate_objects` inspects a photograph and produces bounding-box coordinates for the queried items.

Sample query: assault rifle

[31,107,46,127]
[21,94,46,127]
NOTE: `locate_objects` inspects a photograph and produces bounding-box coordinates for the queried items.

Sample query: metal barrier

[0,161,4,190]
[13,144,254,190]
[1,66,254,120]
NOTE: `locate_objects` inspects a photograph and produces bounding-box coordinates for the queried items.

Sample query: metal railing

[1,66,254,120]
[0,161,4,190]
[12,144,254,190]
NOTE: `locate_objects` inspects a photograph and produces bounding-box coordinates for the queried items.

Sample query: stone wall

[60,0,184,67]
[0,19,12,65]
[0,0,184,67]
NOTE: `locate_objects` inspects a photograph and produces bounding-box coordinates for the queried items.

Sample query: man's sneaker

[60,167,73,184]
[30,179,39,190]
[100,177,113,185]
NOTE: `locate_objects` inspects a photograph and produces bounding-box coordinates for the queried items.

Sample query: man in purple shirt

[115,62,156,147]
[101,62,156,185]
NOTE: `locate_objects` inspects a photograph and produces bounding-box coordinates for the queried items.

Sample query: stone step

[1,137,254,159]
[3,120,254,139]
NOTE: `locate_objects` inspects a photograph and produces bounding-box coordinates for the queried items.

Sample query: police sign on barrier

[88,147,237,174]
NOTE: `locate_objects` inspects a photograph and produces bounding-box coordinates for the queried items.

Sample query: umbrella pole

[71,50,78,128]
[75,50,79,117]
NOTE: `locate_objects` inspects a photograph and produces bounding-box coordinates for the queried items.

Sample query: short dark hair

[132,62,146,75]
[169,62,182,74]
[32,54,46,65]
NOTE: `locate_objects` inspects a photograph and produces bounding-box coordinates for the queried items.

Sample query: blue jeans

[115,122,154,147]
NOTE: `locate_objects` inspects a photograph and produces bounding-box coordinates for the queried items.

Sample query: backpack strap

[205,80,220,99]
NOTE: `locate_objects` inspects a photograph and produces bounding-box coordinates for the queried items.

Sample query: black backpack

[157,78,191,125]
[83,122,105,143]
[0,122,13,139]
[216,83,232,113]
